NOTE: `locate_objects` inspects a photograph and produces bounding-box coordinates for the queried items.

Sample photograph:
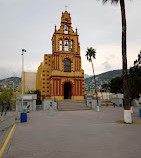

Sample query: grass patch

[115,120,141,124]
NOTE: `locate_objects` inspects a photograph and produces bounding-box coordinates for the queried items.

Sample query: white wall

[24,72,36,92]
[43,100,57,110]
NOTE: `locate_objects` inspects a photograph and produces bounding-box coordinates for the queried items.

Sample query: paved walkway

[6,107,141,158]
[0,111,17,149]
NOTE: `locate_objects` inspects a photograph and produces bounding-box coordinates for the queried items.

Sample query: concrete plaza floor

[6,107,141,158]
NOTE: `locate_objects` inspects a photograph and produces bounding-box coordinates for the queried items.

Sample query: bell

[65,41,68,46]
[65,27,68,31]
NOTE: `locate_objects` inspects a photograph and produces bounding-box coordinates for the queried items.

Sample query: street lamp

[21,49,26,112]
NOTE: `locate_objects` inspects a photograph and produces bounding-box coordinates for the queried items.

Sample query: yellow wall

[36,11,84,100]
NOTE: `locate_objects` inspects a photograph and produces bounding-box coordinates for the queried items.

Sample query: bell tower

[51,11,81,71]
[50,11,84,100]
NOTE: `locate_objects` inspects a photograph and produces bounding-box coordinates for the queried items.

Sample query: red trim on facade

[55,56,57,70]
[75,58,76,71]
[50,75,83,79]
[46,95,51,97]
[77,36,78,53]
[80,80,82,95]
[77,80,79,96]
[59,80,61,95]
[76,80,78,96]
[53,80,55,95]
[54,34,56,52]
[58,56,59,70]
[79,58,80,70]
[74,80,75,96]
[76,58,78,71]
[77,58,78,71]
[56,80,57,95]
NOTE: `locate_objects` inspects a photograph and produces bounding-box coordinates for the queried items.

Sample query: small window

[23,102,28,106]
[59,40,62,51]
[64,25,68,34]
[64,59,71,72]
[64,40,69,51]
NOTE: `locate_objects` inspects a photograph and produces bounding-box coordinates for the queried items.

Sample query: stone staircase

[57,99,91,111]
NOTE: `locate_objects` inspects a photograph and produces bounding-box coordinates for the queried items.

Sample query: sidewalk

[5,107,141,158]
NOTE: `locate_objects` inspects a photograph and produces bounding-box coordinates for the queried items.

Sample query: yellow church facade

[36,11,84,100]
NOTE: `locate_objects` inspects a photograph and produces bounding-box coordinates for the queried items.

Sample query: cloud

[0,0,140,78]
[0,67,21,79]
[102,61,112,70]
[0,0,20,5]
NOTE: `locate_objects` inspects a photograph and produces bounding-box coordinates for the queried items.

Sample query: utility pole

[21,49,26,112]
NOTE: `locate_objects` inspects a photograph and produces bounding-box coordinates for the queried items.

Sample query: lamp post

[21,49,26,112]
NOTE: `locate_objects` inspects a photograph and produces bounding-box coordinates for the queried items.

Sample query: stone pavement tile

[6,107,141,158]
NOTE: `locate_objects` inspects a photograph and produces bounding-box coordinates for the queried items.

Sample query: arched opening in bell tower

[64,58,71,72]
[64,82,72,99]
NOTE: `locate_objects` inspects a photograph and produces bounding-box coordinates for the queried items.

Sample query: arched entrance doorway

[64,82,72,99]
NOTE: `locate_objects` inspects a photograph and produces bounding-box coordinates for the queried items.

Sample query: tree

[100,0,131,123]
[85,47,99,111]
[101,83,110,91]
[108,51,141,102]
[25,89,42,105]
[0,88,16,119]
[129,51,141,100]
[134,50,141,67]
[110,76,123,94]
[34,90,42,105]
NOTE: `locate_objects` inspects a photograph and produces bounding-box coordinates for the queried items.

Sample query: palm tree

[100,0,131,123]
[85,47,99,111]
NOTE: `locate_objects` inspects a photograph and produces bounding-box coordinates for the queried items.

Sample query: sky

[0,0,141,79]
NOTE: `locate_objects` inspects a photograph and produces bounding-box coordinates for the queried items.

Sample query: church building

[36,11,84,100]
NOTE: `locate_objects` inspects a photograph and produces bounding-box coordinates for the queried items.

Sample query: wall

[21,72,36,93]
[87,99,101,109]
[43,100,57,110]
[16,94,37,112]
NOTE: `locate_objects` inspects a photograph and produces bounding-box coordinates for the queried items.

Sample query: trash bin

[21,112,27,122]
[119,104,122,107]
[139,108,141,117]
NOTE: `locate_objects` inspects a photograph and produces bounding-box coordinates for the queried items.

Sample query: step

[57,99,90,111]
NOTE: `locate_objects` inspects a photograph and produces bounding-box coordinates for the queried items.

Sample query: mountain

[0,70,122,91]
[96,69,122,82]
[85,69,122,89]
[0,77,21,91]
[84,74,92,79]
